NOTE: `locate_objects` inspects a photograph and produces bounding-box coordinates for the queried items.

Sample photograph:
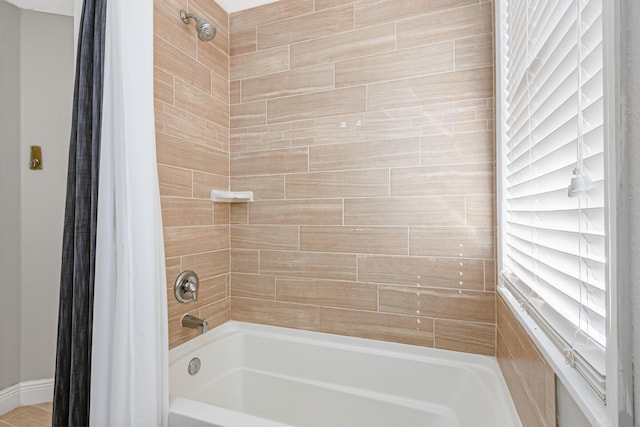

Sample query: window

[497,0,606,399]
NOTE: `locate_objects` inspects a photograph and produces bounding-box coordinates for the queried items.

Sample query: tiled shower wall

[497,294,556,426]
[228,0,497,355]
[153,0,231,348]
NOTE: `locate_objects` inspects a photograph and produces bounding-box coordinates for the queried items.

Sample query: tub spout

[181,314,208,334]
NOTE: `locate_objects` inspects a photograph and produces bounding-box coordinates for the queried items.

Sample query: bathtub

[169,321,521,427]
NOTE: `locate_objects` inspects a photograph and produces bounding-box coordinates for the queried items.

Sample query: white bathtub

[169,321,521,427]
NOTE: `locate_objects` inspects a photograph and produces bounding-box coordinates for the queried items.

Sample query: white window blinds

[499,0,606,398]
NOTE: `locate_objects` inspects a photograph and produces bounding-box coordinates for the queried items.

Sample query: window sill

[497,283,611,427]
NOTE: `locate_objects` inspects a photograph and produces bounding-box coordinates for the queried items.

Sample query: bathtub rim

[171,320,496,372]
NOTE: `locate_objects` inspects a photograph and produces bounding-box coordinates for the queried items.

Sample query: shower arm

[180,10,196,24]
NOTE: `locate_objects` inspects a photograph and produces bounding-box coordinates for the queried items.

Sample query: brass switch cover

[30,146,43,170]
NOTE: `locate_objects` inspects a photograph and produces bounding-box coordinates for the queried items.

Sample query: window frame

[494,0,632,424]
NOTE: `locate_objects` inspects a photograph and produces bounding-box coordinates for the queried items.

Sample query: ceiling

[4,0,279,16]
[4,0,74,16]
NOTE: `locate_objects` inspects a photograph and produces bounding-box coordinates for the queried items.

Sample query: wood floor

[0,403,51,427]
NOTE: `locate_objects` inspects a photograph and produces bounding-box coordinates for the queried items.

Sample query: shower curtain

[52,0,106,424]
[53,0,168,425]
[90,0,168,424]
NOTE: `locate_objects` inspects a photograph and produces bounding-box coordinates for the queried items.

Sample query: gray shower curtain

[52,0,106,425]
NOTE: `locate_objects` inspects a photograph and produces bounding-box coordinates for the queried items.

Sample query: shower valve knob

[175,270,199,303]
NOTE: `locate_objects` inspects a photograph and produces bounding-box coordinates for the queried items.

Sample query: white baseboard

[0,379,54,416]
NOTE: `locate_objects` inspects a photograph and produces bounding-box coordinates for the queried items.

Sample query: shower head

[180,10,216,41]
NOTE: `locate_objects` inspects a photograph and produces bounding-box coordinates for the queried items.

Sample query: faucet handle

[175,270,199,303]
[184,280,198,302]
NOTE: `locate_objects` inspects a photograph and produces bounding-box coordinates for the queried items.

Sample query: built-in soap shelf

[210,190,253,203]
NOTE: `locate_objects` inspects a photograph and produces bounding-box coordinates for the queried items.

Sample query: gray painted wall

[627,1,640,424]
[19,9,73,382]
[0,0,23,391]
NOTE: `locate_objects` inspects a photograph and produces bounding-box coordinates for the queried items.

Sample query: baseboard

[0,379,54,416]
[0,383,19,416]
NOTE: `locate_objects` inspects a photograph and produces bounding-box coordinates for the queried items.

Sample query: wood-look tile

[231,225,299,250]
[335,42,453,87]
[230,249,260,273]
[154,67,174,104]
[367,67,494,111]
[163,226,229,258]
[344,196,466,226]
[454,119,489,133]
[154,36,211,94]
[154,0,188,22]
[230,147,308,176]
[231,175,284,200]
[182,250,230,279]
[214,203,230,225]
[230,0,314,33]
[409,227,494,258]
[422,131,494,166]
[161,197,214,227]
[257,5,354,50]
[155,0,497,352]
[497,295,555,424]
[434,319,495,356]
[197,41,229,82]
[154,6,196,58]
[379,285,495,323]
[193,171,228,199]
[300,226,407,255]
[34,402,52,413]
[396,2,493,49]
[199,298,232,331]
[231,101,267,128]
[230,203,248,224]
[0,404,52,427]
[285,169,389,199]
[241,64,334,102]
[190,0,228,31]
[165,257,182,289]
[174,79,229,127]
[309,137,420,172]
[158,164,192,197]
[359,255,484,290]
[248,199,343,225]
[390,163,494,196]
[231,273,276,299]
[231,80,241,104]
[157,132,229,176]
[156,107,224,152]
[230,46,290,80]
[277,277,377,311]
[267,86,367,124]
[455,34,494,71]
[466,195,496,227]
[497,331,549,427]
[355,0,477,29]
[231,28,257,56]
[260,250,357,281]
[320,308,435,347]
[231,297,320,331]
[290,23,395,69]
[315,0,354,11]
